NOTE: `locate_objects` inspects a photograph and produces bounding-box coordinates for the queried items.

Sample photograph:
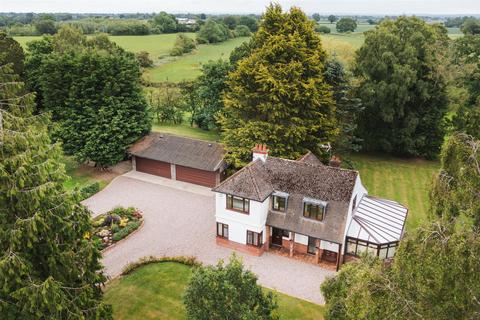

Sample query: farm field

[104,262,325,320]
[14,25,463,82]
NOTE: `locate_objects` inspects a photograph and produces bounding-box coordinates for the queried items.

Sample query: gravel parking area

[83,173,334,304]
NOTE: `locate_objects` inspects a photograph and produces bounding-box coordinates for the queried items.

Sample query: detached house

[213,144,408,270]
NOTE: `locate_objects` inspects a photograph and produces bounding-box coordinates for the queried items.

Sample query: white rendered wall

[215,192,269,244]
[320,240,340,252]
[294,233,309,245]
[341,175,368,247]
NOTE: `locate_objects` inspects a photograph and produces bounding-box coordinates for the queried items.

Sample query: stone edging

[101,219,145,254]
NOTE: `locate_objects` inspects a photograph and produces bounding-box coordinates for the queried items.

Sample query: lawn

[350,153,440,231]
[152,122,220,141]
[104,262,324,320]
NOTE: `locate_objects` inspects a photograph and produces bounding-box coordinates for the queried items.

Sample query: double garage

[130,133,226,188]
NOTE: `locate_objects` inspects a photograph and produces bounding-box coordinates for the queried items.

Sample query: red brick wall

[216,236,266,256]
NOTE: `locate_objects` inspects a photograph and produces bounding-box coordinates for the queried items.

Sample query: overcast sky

[2,0,480,15]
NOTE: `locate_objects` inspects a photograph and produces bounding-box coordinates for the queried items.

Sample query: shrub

[121,256,202,275]
[170,34,196,56]
[80,182,100,200]
[315,25,331,34]
[234,24,251,37]
[136,51,153,68]
[111,220,141,241]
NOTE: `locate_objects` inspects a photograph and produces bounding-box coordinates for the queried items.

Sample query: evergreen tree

[0,64,112,319]
[25,26,151,168]
[430,133,480,225]
[355,17,449,159]
[219,4,337,168]
[0,31,25,76]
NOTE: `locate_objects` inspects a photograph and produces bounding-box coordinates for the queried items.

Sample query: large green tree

[0,64,112,319]
[196,18,230,44]
[25,26,150,167]
[453,34,480,138]
[430,133,480,225]
[183,255,278,319]
[0,31,25,75]
[336,18,357,33]
[219,4,337,168]
[321,221,480,320]
[355,17,449,158]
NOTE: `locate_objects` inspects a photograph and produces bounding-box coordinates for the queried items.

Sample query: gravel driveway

[83,172,334,304]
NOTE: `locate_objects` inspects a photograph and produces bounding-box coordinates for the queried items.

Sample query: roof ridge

[269,156,359,175]
[211,158,259,191]
[246,165,263,201]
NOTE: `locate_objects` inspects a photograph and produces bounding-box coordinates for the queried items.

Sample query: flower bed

[91,207,143,250]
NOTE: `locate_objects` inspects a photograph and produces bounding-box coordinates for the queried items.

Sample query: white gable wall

[341,175,368,247]
[215,192,270,244]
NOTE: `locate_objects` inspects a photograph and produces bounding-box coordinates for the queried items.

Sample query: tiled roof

[297,151,324,166]
[213,155,358,202]
[129,132,225,172]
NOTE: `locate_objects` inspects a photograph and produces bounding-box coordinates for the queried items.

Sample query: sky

[1,0,480,15]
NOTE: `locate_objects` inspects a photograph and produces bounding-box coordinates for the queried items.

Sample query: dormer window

[226,195,250,214]
[271,191,288,212]
[303,198,327,221]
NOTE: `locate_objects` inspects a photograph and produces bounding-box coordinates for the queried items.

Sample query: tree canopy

[183,255,278,319]
[153,11,178,33]
[196,18,230,44]
[430,133,480,225]
[219,4,337,168]
[25,26,151,167]
[0,31,25,75]
[355,17,449,158]
[0,63,112,319]
[336,18,357,32]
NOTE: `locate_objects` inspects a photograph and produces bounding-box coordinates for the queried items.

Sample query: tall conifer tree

[219,4,337,168]
[0,64,111,319]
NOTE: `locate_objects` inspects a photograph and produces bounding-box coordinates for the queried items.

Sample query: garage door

[136,157,171,178]
[176,165,217,187]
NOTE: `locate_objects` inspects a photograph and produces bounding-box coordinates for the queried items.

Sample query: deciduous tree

[355,17,449,158]
[336,18,357,32]
[219,4,337,168]
[0,64,112,319]
[183,255,278,320]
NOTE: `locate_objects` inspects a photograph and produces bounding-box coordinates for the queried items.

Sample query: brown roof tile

[129,132,225,172]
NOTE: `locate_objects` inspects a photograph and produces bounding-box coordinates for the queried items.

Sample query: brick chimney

[329,155,341,168]
[252,144,269,163]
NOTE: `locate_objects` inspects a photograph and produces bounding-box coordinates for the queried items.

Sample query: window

[303,202,326,221]
[246,230,263,247]
[226,195,249,213]
[216,222,228,239]
[272,195,287,212]
[346,237,398,259]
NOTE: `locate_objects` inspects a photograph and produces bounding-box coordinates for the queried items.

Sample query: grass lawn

[145,37,249,83]
[350,153,440,231]
[104,262,324,320]
[152,122,220,141]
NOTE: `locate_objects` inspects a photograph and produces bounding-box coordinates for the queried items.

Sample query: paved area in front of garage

[82,173,335,304]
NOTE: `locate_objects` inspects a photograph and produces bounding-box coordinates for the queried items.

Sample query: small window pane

[357,241,367,254]
[379,247,388,259]
[346,240,357,255]
[223,225,228,238]
[273,196,286,211]
[244,199,249,212]
[367,244,377,255]
[233,197,244,210]
[387,244,396,258]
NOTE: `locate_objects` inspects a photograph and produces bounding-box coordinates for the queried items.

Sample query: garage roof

[129,132,225,172]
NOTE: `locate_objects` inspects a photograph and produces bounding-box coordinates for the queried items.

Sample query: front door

[271,227,284,246]
[308,237,317,255]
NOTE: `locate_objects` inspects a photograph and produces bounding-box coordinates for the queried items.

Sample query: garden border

[101,219,145,254]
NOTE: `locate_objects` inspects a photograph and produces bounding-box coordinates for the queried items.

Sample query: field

[104,262,324,320]
[14,24,463,83]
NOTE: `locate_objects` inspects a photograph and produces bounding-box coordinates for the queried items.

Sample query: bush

[315,25,331,34]
[111,220,141,242]
[122,256,202,275]
[80,182,100,200]
[136,51,153,68]
[234,24,251,37]
[170,34,196,56]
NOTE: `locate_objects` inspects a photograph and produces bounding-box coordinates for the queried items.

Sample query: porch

[265,225,343,271]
